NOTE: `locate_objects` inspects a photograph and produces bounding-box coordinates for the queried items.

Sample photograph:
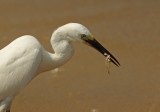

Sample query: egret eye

[81,34,87,39]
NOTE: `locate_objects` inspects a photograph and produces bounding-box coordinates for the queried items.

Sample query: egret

[0,23,120,112]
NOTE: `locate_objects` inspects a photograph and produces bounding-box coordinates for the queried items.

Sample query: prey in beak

[81,34,120,67]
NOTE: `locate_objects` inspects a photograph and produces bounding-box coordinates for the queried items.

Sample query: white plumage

[0,23,120,112]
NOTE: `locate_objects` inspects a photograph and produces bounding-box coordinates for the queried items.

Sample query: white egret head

[53,23,120,66]
[53,23,92,42]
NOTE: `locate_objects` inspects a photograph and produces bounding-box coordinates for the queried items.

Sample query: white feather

[0,23,91,112]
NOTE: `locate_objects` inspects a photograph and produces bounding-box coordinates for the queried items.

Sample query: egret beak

[84,37,120,67]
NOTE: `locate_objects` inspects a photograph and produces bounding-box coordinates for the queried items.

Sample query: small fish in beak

[84,37,120,67]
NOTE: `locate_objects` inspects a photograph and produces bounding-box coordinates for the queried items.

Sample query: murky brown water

[0,0,160,112]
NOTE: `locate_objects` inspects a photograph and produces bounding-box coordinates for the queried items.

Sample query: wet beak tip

[86,38,120,67]
[105,54,120,67]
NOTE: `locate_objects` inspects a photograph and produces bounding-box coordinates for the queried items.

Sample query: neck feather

[38,38,74,73]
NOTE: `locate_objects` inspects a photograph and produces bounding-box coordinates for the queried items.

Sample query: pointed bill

[83,36,120,67]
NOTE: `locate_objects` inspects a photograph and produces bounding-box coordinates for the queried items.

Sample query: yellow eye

[81,34,87,39]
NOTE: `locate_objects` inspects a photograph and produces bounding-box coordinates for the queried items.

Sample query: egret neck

[38,35,74,73]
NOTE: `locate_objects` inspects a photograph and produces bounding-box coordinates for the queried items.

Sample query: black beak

[85,39,120,67]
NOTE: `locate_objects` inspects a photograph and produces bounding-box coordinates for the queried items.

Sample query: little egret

[0,23,120,112]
